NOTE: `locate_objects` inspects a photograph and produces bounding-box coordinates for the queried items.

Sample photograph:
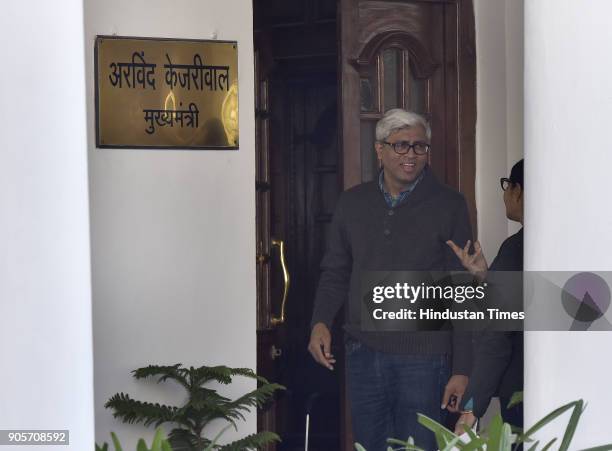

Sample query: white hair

[375,109,431,142]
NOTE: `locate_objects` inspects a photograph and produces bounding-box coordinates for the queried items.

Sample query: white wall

[525,0,612,446]
[473,0,523,425]
[84,1,256,448]
[0,1,94,450]
[504,0,524,183]
[474,0,524,262]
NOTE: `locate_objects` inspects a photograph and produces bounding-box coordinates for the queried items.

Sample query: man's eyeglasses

[382,140,431,155]
[500,178,513,191]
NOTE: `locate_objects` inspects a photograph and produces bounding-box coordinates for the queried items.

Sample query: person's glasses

[383,140,431,155]
[500,177,513,191]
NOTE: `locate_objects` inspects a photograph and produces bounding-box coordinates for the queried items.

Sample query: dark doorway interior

[254,1,342,450]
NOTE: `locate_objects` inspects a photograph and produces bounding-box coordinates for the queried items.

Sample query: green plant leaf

[462,437,488,451]
[107,364,283,451]
[180,395,237,428]
[509,425,523,437]
[518,400,582,444]
[218,431,281,451]
[558,399,584,451]
[507,391,523,409]
[189,365,270,388]
[95,442,109,451]
[202,424,232,451]
[540,438,558,451]
[105,393,178,428]
[151,428,166,451]
[499,423,514,451]
[464,426,478,441]
[386,437,425,451]
[485,413,504,449]
[526,440,539,451]
[417,413,461,449]
[386,438,408,445]
[110,432,123,451]
[441,435,468,451]
[168,427,203,451]
[136,438,149,451]
[225,383,284,412]
[460,427,487,451]
[354,444,367,451]
[133,365,190,391]
[579,446,612,451]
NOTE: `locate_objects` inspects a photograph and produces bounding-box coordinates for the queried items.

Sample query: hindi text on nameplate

[95,36,238,149]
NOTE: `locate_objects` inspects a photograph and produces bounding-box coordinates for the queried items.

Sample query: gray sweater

[311,168,473,375]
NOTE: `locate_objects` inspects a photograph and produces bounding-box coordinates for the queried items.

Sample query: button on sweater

[311,167,473,375]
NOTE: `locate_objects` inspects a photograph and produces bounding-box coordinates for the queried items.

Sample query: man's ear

[374,142,383,160]
[515,185,523,202]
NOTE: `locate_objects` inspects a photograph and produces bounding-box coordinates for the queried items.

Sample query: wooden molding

[349,30,439,79]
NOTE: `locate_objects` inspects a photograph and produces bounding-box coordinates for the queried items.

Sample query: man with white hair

[308,108,473,450]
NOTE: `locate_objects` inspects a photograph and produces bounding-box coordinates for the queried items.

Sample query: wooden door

[255,2,342,450]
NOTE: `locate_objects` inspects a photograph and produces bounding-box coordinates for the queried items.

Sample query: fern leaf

[189,387,232,406]
[132,364,182,379]
[189,366,236,386]
[188,366,269,387]
[168,428,208,451]
[226,383,284,413]
[226,367,270,384]
[184,399,239,423]
[217,431,281,451]
[105,392,178,427]
[133,365,190,390]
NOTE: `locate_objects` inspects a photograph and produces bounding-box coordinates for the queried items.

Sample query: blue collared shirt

[378,169,424,208]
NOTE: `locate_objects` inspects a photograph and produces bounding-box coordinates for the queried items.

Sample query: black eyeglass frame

[382,140,431,156]
[500,177,514,191]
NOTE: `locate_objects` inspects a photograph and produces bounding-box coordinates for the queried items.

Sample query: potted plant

[105,364,284,451]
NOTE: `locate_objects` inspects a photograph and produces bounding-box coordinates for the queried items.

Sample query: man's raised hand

[446,239,488,281]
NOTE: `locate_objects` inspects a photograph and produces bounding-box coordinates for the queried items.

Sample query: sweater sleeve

[310,193,352,329]
[461,332,513,417]
[448,195,474,375]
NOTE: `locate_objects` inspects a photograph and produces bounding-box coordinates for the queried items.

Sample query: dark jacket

[461,228,524,417]
[311,167,474,375]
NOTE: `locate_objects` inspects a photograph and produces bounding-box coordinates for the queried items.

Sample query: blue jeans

[346,340,450,451]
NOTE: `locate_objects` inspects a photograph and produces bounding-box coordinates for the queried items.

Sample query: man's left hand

[441,375,469,412]
[454,412,477,435]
